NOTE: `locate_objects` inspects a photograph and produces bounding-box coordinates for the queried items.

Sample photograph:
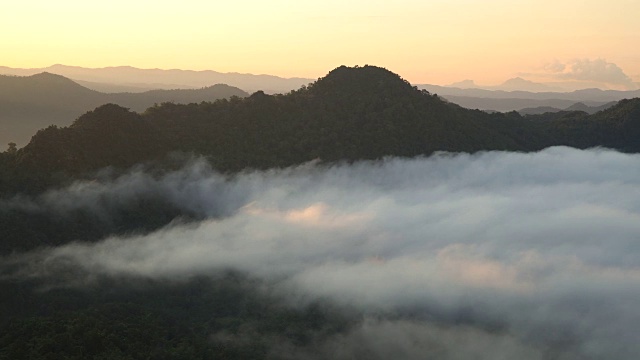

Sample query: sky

[2,0,639,86]
[3,147,640,358]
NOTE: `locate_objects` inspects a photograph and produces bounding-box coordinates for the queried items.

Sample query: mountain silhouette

[0,64,313,94]
[419,82,640,112]
[0,73,248,147]
[1,65,640,255]
[519,101,617,115]
[447,79,477,88]
[1,66,640,360]
[498,77,559,92]
[2,65,640,197]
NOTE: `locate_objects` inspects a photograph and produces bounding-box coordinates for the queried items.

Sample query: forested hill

[0,72,248,147]
[2,65,639,359]
[2,65,640,196]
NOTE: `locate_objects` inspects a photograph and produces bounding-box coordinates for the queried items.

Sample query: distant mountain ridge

[0,64,314,94]
[518,101,618,115]
[447,77,561,92]
[4,64,638,114]
[565,102,614,113]
[419,83,640,102]
[420,83,640,112]
[443,76,637,93]
[0,72,248,147]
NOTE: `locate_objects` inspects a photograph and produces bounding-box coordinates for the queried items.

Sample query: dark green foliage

[0,275,351,360]
[24,105,155,171]
[1,66,640,254]
[0,193,198,254]
[0,66,521,193]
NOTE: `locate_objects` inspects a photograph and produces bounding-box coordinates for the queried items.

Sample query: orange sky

[1,0,638,87]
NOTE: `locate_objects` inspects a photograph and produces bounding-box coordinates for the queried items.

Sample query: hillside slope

[0,73,248,147]
[2,65,639,198]
[1,65,640,255]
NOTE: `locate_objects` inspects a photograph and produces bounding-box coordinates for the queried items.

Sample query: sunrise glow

[1,0,638,86]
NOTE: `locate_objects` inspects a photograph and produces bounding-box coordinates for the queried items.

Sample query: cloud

[2,147,640,358]
[541,58,637,89]
[0,158,249,220]
[262,319,546,360]
[543,59,566,73]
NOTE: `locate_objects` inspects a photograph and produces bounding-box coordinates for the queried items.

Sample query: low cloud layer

[3,147,640,358]
[227,318,546,360]
[1,159,249,219]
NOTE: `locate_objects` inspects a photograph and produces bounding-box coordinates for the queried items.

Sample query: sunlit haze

[2,0,638,87]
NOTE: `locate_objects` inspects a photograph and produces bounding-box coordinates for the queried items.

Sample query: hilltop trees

[1,65,640,198]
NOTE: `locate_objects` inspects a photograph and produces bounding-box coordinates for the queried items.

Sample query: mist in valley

[3,147,639,359]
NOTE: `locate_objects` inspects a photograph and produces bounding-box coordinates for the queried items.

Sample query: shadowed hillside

[0,73,248,147]
[2,65,640,199]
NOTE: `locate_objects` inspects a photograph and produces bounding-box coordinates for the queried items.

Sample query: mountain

[0,73,104,149]
[0,72,103,106]
[108,84,248,112]
[518,101,618,115]
[564,101,618,113]
[74,79,174,93]
[0,64,314,94]
[446,77,566,92]
[418,83,637,112]
[447,79,478,88]
[3,66,529,178]
[497,77,560,92]
[2,65,640,202]
[418,83,640,103]
[2,66,640,359]
[517,106,564,115]
[0,65,529,252]
[440,96,607,112]
[0,73,248,147]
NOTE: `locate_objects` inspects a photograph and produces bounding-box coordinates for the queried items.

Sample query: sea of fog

[3,146,639,359]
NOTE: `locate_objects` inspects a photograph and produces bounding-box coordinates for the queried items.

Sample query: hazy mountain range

[4,67,640,148]
[420,83,640,112]
[518,101,618,115]
[0,72,248,147]
[447,76,640,92]
[448,77,564,92]
[3,64,639,118]
[4,64,636,95]
[420,83,640,102]
[0,64,313,94]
